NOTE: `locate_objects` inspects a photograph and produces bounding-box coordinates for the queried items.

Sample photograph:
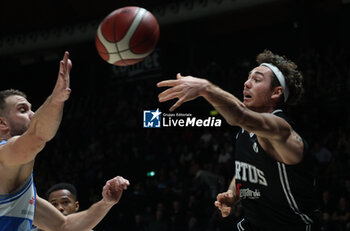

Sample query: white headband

[260,63,289,103]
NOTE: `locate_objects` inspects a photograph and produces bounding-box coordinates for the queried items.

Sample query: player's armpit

[241,112,291,141]
[0,135,45,166]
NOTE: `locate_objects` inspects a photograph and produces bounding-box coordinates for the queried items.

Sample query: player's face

[5,95,34,136]
[48,189,79,216]
[243,66,275,112]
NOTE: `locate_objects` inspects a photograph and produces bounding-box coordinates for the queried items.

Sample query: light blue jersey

[0,174,36,231]
[0,140,36,231]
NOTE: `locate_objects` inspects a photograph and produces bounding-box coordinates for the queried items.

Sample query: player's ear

[75,201,79,212]
[271,86,283,101]
[0,117,9,131]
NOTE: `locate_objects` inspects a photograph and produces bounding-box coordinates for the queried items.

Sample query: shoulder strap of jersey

[272,109,296,130]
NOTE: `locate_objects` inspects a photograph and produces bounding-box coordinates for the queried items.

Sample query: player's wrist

[199,79,212,97]
[99,198,116,208]
[47,95,65,105]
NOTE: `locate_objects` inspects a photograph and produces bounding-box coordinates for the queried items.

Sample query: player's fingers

[107,189,112,197]
[106,181,111,189]
[170,97,185,112]
[157,79,179,88]
[217,193,228,201]
[63,51,69,66]
[159,92,182,103]
[114,177,129,190]
[116,176,126,183]
[216,193,223,199]
[103,184,110,196]
[61,55,67,74]
[214,201,221,207]
[67,59,72,73]
[158,88,182,102]
[56,63,69,88]
[119,179,129,190]
[123,179,130,189]
[176,73,183,79]
[221,207,231,217]
[158,85,178,99]
[117,176,130,186]
[223,193,232,198]
[215,201,231,217]
[58,61,65,76]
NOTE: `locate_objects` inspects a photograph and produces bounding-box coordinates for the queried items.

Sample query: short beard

[8,120,28,137]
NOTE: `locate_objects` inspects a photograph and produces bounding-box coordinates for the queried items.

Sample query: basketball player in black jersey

[157,50,319,231]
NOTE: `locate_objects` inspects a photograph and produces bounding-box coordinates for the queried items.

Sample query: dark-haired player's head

[243,50,304,112]
[46,183,79,216]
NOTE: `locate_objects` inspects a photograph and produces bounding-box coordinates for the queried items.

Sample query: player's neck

[0,133,11,141]
[249,105,276,113]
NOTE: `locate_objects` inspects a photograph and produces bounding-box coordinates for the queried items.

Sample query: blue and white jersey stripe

[0,174,36,231]
[0,137,36,231]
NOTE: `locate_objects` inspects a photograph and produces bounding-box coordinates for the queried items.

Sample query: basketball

[95,6,160,66]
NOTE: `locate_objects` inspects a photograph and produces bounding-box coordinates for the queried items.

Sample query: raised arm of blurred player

[33,176,130,231]
[157,74,303,164]
[0,51,72,166]
[214,177,238,217]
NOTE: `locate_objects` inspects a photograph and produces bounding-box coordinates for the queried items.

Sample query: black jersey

[234,109,318,231]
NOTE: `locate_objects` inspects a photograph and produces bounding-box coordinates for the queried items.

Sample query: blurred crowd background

[1,0,350,230]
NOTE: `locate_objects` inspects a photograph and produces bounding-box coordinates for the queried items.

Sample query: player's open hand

[102,176,130,205]
[157,73,209,111]
[51,51,72,103]
[214,190,236,217]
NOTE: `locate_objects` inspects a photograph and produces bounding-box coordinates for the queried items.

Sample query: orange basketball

[95,6,160,66]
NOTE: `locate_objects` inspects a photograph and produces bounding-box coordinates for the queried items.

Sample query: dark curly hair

[256,50,304,106]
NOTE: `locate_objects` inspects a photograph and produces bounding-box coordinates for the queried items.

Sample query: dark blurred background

[1,0,350,230]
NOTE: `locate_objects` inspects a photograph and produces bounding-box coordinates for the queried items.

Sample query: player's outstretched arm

[157,73,251,127]
[0,52,72,166]
[157,73,249,124]
[157,74,302,164]
[28,51,72,141]
[34,176,130,231]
